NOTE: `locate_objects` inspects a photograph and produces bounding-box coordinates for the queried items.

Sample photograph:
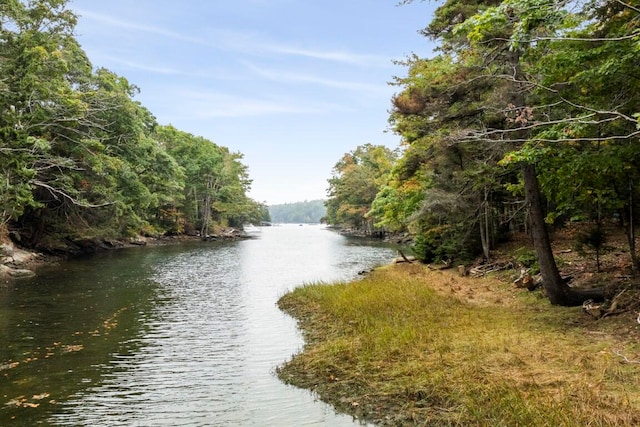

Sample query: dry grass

[277,263,640,426]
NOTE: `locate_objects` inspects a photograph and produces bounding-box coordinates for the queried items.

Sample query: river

[0,224,397,426]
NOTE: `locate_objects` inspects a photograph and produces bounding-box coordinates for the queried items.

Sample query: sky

[69,0,437,205]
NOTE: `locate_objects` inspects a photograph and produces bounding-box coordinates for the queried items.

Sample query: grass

[277,263,640,426]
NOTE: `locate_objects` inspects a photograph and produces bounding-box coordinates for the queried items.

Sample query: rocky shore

[0,241,50,279]
[0,228,253,282]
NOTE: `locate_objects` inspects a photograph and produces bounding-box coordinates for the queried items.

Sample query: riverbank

[277,263,640,426]
[0,228,253,281]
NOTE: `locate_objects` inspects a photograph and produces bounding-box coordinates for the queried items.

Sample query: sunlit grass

[277,264,640,426]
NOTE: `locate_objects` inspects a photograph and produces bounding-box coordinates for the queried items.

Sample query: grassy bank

[277,264,640,426]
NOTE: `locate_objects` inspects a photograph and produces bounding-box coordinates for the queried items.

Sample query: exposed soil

[277,224,640,426]
[464,221,640,340]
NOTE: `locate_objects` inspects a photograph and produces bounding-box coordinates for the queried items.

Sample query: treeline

[268,200,326,224]
[0,1,267,250]
[325,0,640,306]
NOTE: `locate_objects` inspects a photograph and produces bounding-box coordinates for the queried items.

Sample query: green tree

[268,200,326,224]
[154,125,259,234]
[383,48,516,263]
[0,0,258,246]
[0,0,123,243]
[325,144,396,233]
[394,0,640,304]
[527,1,640,273]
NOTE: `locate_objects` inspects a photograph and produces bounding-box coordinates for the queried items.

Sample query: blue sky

[69,0,436,205]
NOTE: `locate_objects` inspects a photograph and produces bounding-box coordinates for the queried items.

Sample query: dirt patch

[278,263,640,426]
[444,222,640,343]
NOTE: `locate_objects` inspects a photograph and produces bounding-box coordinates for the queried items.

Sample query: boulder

[1,243,14,257]
[0,264,35,278]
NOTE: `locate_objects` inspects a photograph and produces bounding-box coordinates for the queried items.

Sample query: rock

[73,238,112,252]
[458,265,468,276]
[0,264,35,278]
[1,243,14,257]
[129,236,148,246]
[10,247,38,266]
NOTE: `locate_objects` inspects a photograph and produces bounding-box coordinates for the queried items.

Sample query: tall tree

[394,0,640,304]
[325,144,396,232]
[384,51,516,262]
[0,0,121,243]
[154,125,259,234]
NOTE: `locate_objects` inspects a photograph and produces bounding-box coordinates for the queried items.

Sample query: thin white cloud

[214,29,391,67]
[76,9,208,46]
[175,90,351,118]
[96,54,247,82]
[242,61,390,95]
[76,9,392,68]
[98,54,181,75]
[262,45,390,67]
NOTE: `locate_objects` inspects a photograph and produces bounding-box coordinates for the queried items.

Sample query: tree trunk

[480,187,490,261]
[521,164,606,305]
[522,163,569,305]
[627,178,640,275]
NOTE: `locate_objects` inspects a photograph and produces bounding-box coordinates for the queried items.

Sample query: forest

[324,0,640,306]
[268,200,326,224]
[0,0,268,254]
[3,0,640,308]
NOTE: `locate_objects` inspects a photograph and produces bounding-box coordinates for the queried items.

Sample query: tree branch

[612,348,640,364]
[616,0,640,14]
[30,180,114,208]
[463,129,640,144]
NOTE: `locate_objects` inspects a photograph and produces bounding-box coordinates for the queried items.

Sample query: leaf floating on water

[6,394,49,408]
[0,361,20,371]
[5,397,25,407]
[22,402,40,408]
[62,344,84,353]
[32,393,50,400]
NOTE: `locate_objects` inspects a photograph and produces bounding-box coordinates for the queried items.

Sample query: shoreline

[0,229,252,282]
[276,263,640,426]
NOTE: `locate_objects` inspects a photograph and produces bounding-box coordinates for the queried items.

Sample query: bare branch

[462,73,638,125]
[463,129,640,144]
[612,348,640,365]
[616,0,640,14]
[468,114,624,139]
[489,33,640,43]
[30,180,114,208]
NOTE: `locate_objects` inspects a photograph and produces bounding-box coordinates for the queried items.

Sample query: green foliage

[314,0,640,283]
[365,0,640,271]
[0,0,262,244]
[514,246,539,275]
[574,224,611,272]
[268,200,326,224]
[324,144,397,231]
[154,125,260,233]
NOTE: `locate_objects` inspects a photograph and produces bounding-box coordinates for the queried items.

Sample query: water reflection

[1,225,395,426]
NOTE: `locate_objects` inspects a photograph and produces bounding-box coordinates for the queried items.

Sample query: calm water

[0,224,396,426]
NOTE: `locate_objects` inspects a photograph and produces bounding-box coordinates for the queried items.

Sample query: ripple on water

[45,226,392,426]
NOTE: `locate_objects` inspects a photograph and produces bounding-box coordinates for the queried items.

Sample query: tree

[0,0,260,245]
[268,200,326,224]
[325,144,397,233]
[0,0,127,243]
[383,48,517,263]
[456,0,639,301]
[154,125,260,234]
[529,0,640,273]
[392,0,640,304]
